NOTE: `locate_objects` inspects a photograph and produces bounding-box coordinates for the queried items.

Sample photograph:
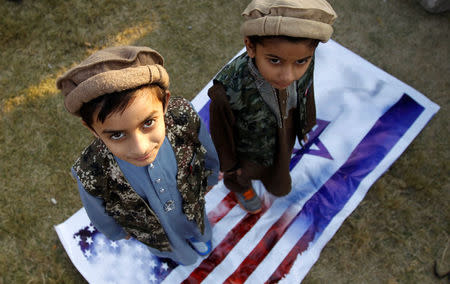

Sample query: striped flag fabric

[55,40,439,283]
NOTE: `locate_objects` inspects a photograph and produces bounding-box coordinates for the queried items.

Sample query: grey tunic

[74,121,219,265]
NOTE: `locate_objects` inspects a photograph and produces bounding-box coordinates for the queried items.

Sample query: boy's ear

[244,37,256,58]
[81,120,99,138]
[163,90,171,114]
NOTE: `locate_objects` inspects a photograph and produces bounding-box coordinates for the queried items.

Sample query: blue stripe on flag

[198,100,211,130]
[269,93,425,281]
[303,93,424,230]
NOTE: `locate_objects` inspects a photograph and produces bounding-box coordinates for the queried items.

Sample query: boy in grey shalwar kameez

[57,46,219,265]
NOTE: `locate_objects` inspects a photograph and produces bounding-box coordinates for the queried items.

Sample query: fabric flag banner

[55,40,439,283]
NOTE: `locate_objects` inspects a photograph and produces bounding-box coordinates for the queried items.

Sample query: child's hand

[218,171,224,181]
[226,168,242,176]
[302,135,308,144]
[125,234,131,240]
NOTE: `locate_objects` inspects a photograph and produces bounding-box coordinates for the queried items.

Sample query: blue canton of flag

[73,224,178,283]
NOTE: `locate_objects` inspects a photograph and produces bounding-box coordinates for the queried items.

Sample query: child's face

[245,37,316,90]
[88,88,168,167]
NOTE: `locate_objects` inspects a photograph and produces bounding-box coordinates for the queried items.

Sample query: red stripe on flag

[183,207,268,283]
[224,205,299,283]
[266,225,316,283]
[207,192,236,225]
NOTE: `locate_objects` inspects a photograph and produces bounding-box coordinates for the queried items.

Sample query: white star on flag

[148,274,157,282]
[88,224,95,233]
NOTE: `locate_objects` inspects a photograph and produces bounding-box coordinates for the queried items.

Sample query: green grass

[0,0,448,283]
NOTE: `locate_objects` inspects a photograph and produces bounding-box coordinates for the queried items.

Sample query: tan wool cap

[241,0,337,42]
[56,45,169,116]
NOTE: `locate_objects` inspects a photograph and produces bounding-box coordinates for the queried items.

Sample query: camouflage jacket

[214,53,314,166]
[73,97,210,252]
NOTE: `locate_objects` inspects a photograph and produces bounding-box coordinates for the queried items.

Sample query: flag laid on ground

[55,40,439,283]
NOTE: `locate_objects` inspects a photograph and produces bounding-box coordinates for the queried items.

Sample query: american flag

[55,40,439,283]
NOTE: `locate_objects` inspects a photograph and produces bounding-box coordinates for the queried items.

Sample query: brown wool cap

[241,0,337,42]
[56,46,169,116]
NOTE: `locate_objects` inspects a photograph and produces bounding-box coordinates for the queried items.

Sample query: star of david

[290,119,332,170]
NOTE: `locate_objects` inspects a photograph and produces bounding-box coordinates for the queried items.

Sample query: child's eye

[296,58,308,65]
[110,132,125,140]
[269,58,281,64]
[143,119,155,128]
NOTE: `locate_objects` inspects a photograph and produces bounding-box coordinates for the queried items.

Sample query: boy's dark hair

[248,35,320,48]
[80,84,167,127]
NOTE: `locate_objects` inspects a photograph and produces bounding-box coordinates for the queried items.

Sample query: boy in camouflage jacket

[57,46,219,265]
[209,0,337,213]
